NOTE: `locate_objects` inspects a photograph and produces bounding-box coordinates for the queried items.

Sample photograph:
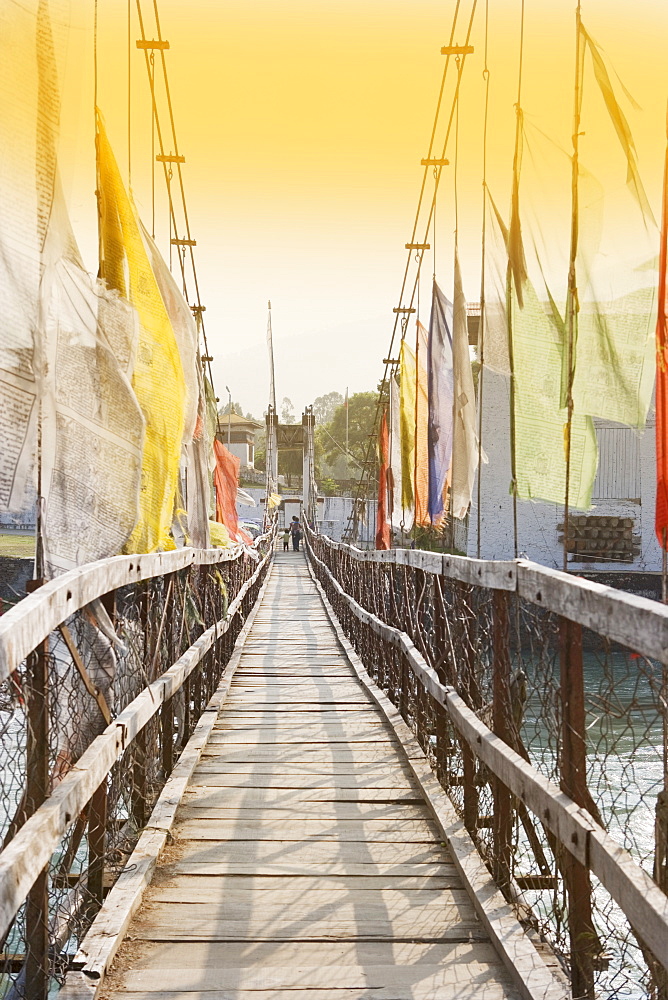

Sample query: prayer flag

[580,23,655,225]
[427,281,453,523]
[388,375,407,530]
[399,338,416,517]
[213,439,253,546]
[375,410,391,550]
[511,275,598,508]
[451,252,479,519]
[97,112,187,553]
[414,322,430,527]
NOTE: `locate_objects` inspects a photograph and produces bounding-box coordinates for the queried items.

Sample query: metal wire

[308,530,668,1000]
[0,535,274,996]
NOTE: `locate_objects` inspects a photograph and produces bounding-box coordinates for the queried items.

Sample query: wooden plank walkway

[100,551,522,1000]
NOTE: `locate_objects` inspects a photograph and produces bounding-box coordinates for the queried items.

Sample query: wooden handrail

[306,525,668,665]
[0,530,272,683]
[0,542,273,942]
[306,535,668,973]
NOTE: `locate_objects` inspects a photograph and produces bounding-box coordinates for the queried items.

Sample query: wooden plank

[133,910,481,942]
[164,861,457,877]
[125,939,502,969]
[179,801,427,820]
[173,818,440,841]
[119,962,514,993]
[191,761,414,774]
[149,884,469,906]
[188,772,416,788]
[182,787,422,803]
[114,986,511,1000]
[150,874,460,892]
[206,733,397,744]
[198,751,416,763]
[174,841,452,864]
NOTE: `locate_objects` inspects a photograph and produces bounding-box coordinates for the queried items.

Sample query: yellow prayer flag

[96,111,186,553]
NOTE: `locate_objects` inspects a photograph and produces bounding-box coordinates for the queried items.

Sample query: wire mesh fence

[0,530,274,999]
[306,527,668,1000]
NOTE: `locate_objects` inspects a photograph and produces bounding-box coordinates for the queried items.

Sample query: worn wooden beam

[305,541,668,973]
[0,547,272,943]
[0,547,244,683]
[311,531,668,661]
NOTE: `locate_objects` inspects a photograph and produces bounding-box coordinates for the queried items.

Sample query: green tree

[219,400,244,417]
[312,391,343,425]
[280,397,296,424]
[321,390,379,468]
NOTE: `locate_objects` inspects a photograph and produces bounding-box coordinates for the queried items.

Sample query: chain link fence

[0,530,274,999]
[307,527,668,1000]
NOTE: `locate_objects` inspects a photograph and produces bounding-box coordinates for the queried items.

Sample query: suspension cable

[135,0,218,405]
[507,0,526,560]
[343,0,478,541]
[476,0,490,557]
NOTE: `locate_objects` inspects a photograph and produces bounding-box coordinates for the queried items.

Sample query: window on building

[591,424,640,502]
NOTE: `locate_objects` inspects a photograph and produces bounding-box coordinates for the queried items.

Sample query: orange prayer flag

[213,439,253,546]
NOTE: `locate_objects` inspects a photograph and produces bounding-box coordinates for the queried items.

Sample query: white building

[217,412,262,469]
[470,368,661,572]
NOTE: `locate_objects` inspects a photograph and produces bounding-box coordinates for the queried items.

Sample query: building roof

[217,411,263,430]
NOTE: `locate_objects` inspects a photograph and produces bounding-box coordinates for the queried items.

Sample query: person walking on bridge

[290,515,302,552]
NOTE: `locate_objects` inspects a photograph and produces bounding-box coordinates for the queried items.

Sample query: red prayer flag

[213,439,253,546]
[376,410,391,550]
[656,122,668,549]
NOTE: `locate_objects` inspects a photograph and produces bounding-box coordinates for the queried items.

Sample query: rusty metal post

[24,624,50,1000]
[492,590,513,892]
[162,698,174,779]
[560,616,596,1000]
[131,729,148,830]
[460,591,480,838]
[88,780,108,909]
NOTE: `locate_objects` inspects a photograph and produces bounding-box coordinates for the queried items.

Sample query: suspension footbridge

[2,531,668,1000]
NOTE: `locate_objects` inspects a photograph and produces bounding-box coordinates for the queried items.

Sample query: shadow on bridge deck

[100,551,523,1000]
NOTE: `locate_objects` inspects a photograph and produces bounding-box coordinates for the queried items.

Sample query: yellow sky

[55,0,668,418]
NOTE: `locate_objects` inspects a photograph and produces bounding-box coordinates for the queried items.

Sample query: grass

[0,533,35,558]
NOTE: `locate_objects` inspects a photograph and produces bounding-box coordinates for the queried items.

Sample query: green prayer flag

[512,277,598,510]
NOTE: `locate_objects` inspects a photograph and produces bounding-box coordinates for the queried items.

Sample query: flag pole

[563,1,583,572]
[657,103,668,602]
[345,387,349,480]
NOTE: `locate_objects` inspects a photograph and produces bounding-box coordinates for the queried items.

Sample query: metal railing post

[24,631,50,1000]
[88,780,108,909]
[559,616,596,1000]
[492,590,513,892]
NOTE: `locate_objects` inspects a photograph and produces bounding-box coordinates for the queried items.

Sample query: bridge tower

[264,406,317,527]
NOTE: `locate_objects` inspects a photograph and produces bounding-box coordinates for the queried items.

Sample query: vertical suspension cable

[476,0,490,558]
[93,0,98,113]
[136,0,217,400]
[506,0,525,560]
[344,0,478,542]
[563,0,584,572]
[150,51,156,237]
[343,1,469,542]
[128,0,132,184]
[449,73,462,550]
